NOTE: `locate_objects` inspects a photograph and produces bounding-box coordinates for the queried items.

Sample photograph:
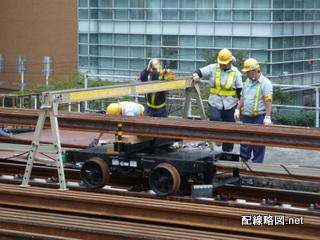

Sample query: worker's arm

[140,69,150,82]
[192,69,202,83]
[237,96,244,110]
[265,100,272,116]
[234,96,244,121]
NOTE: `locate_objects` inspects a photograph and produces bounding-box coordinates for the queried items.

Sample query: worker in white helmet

[234,58,273,163]
[140,58,168,117]
[88,102,144,148]
[192,48,243,152]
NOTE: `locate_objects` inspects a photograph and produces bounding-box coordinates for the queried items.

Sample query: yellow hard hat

[242,58,260,72]
[106,103,121,115]
[217,48,233,64]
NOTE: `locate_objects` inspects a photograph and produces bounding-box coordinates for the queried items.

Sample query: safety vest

[137,103,144,116]
[244,77,265,117]
[210,67,237,96]
[146,93,166,109]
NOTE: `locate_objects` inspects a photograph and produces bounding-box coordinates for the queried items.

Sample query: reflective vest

[244,77,265,117]
[210,67,237,96]
[146,93,166,109]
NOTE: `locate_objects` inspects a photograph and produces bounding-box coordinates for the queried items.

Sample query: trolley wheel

[149,163,181,196]
[80,157,110,188]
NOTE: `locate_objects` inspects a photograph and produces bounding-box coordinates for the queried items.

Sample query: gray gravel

[216,144,320,167]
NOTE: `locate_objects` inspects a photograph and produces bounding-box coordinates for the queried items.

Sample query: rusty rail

[0,206,276,240]
[0,183,319,239]
[0,108,320,150]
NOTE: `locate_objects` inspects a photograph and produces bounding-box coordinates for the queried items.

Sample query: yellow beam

[48,79,193,104]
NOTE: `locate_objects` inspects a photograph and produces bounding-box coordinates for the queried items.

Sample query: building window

[197,36,212,47]
[253,11,270,21]
[99,9,112,19]
[252,0,270,8]
[130,10,144,20]
[197,0,213,8]
[163,10,179,20]
[234,10,250,21]
[130,35,144,45]
[114,0,128,8]
[215,10,231,21]
[181,0,195,8]
[233,37,249,48]
[79,9,88,19]
[78,0,88,7]
[197,10,213,20]
[130,0,144,8]
[215,0,231,8]
[0,54,3,73]
[162,0,178,8]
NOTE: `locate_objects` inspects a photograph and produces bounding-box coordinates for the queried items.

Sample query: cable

[280,164,312,181]
[242,160,269,177]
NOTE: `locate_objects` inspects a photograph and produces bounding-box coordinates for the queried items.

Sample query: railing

[1,79,319,127]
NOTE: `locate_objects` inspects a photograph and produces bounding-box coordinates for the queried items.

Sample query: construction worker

[234,58,273,163]
[192,48,243,152]
[140,58,168,117]
[88,102,144,148]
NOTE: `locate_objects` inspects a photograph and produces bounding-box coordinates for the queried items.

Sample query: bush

[272,111,316,127]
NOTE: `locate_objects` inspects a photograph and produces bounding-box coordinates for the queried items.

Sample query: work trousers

[240,114,266,163]
[209,105,236,152]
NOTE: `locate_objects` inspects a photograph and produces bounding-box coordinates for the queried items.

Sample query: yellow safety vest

[146,93,166,109]
[137,103,144,116]
[244,77,265,117]
[210,67,237,96]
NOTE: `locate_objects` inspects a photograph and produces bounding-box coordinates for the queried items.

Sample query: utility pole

[21,59,24,91]
[43,56,51,87]
[16,55,29,92]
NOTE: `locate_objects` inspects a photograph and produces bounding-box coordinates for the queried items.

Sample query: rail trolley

[65,137,239,196]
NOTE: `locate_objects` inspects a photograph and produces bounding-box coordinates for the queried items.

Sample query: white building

[78,0,320,85]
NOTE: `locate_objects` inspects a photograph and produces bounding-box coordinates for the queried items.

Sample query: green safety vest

[244,77,265,117]
[210,67,237,96]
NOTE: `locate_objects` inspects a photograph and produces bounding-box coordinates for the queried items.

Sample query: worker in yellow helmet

[192,48,243,152]
[88,102,144,148]
[234,58,273,163]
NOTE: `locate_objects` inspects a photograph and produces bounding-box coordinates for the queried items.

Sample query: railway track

[0,205,279,240]
[0,161,319,208]
[1,108,320,239]
[0,182,319,239]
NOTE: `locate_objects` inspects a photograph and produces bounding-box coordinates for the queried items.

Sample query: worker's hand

[234,109,240,121]
[88,139,99,148]
[263,116,272,125]
[192,73,201,83]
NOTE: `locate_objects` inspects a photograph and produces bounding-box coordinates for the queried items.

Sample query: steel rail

[0,206,275,240]
[0,161,319,209]
[0,183,319,240]
[0,108,320,150]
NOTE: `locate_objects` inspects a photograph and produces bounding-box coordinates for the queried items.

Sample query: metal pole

[316,87,319,128]
[21,60,24,92]
[84,74,88,112]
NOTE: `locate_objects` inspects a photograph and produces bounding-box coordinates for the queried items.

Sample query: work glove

[263,116,272,125]
[88,139,99,148]
[234,109,240,121]
[192,73,201,83]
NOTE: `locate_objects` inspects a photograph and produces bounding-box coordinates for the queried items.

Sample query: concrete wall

[0,0,78,93]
